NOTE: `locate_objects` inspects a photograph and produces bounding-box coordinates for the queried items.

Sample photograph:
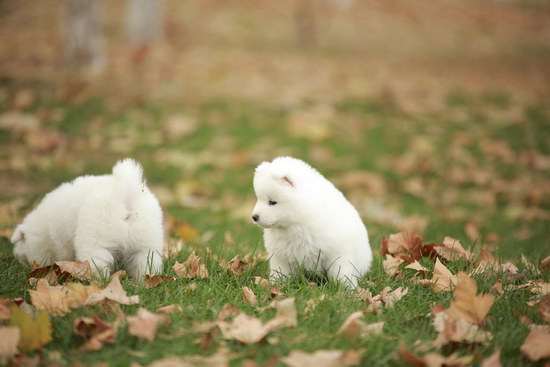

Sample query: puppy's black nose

[252,214,259,222]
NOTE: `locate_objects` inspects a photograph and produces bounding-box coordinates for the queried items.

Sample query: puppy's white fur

[252,156,372,287]
[11,158,164,278]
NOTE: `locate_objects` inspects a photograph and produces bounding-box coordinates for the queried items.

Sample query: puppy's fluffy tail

[112,158,145,209]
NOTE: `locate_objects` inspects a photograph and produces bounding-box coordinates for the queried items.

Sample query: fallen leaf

[149,356,194,367]
[541,255,550,271]
[266,297,298,330]
[281,349,360,367]
[254,276,270,289]
[218,313,269,344]
[73,315,117,351]
[520,330,550,361]
[163,114,197,141]
[481,349,501,367]
[127,308,168,342]
[383,255,404,277]
[521,255,541,276]
[464,220,480,242]
[29,279,71,316]
[491,280,504,295]
[145,275,176,289]
[54,261,94,280]
[432,308,493,346]
[85,272,139,305]
[447,273,494,325]
[10,306,52,352]
[164,238,184,258]
[172,251,208,279]
[434,237,473,262]
[220,254,258,275]
[175,222,199,242]
[0,326,20,359]
[405,261,428,274]
[242,286,257,305]
[157,305,183,315]
[185,349,230,367]
[417,258,457,293]
[538,295,550,322]
[337,311,383,338]
[380,232,424,261]
[217,304,241,321]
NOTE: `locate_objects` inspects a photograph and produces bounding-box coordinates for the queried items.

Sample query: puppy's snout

[252,214,259,222]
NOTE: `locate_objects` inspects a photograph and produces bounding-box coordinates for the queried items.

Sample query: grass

[0,81,549,366]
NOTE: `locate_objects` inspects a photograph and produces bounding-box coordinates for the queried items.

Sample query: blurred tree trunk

[295,0,317,49]
[126,0,164,62]
[64,0,106,75]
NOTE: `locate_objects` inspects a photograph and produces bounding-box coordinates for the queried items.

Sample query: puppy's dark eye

[268,200,277,206]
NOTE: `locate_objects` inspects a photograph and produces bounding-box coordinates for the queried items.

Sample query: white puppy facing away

[11,158,164,278]
[252,156,372,288]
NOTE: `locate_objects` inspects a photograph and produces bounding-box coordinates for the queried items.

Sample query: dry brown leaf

[149,356,194,367]
[172,251,208,279]
[432,310,492,346]
[491,280,504,295]
[145,275,176,289]
[380,232,424,260]
[242,286,257,305]
[127,308,168,342]
[383,255,404,277]
[520,330,550,361]
[464,220,480,242]
[417,258,457,293]
[29,261,93,282]
[29,279,71,316]
[405,261,428,274]
[217,313,269,344]
[447,273,494,325]
[163,114,197,141]
[380,287,409,308]
[538,295,550,322]
[337,311,384,339]
[281,349,360,367]
[0,326,20,358]
[157,305,183,315]
[220,254,257,275]
[267,298,298,330]
[217,304,241,321]
[85,272,139,306]
[481,349,501,367]
[399,342,426,367]
[54,261,94,280]
[434,237,473,262]
[73,315,117,351]
[254,276,269,289]
[541,255,550,271]
[185,349,230,367]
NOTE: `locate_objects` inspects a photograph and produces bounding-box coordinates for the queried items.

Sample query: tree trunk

[64,0,106,75]
[126,0,163,47]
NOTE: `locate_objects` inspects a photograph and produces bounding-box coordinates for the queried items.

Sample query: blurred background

[0,0,549,258]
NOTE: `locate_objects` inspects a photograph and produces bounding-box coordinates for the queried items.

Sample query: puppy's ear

[271,170,294,188]
[11,226,25,243]
[255,161,271,174]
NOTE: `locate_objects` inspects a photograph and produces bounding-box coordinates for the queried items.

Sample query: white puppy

[11,158,164,278]
[252,156,372,288]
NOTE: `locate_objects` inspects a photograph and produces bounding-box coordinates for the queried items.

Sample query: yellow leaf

[9,306,52,352]
[176,222,199,242]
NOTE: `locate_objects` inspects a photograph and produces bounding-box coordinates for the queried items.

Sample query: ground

[0,0,549,366]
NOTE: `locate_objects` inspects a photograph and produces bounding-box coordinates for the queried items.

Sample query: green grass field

[0,82,549,366]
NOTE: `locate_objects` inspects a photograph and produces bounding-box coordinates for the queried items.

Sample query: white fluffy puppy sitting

[11,158,164,279]
[252,156,372,288]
